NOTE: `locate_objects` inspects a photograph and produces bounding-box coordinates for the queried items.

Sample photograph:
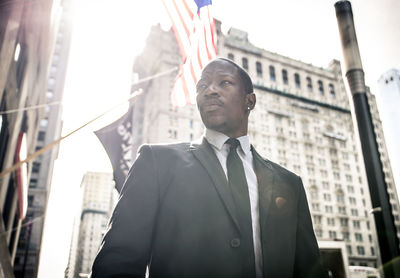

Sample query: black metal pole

[334,1,400,277]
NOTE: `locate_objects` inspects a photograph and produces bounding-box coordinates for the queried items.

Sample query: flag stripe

[163,0,191,57]
[163,0,217,107]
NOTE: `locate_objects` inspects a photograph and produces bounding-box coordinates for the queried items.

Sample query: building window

[242,57,248,70]
[38,131,46,141]
[282,69,288,84]
[327,218,335,226]
[329,231,337,239]
[40,118,48,127]
[269,66,276,81]
[318,80,324,94]
[336,194,344,203]
[353,220,361,229]
[256,61,262,77]
[340,217,349,227]
[306,77,312,91]
[228,53,234,61]
[357,246,365,255]
[294,73,301,88]
[312,203,320,211]
[349,197,356,205]
[355,233,363,242]
[47,90,54,99]
[313,215,322,224]
[30,178,38,188]
[329,84,335,97]
[342,232,350,241]
[28,195,34,206]
[347,245,352,255]
[32,162,41,173]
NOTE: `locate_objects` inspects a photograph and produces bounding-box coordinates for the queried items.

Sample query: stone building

[65,172,116,278]
[12,0,74,276]
[0,0,58,276]
[377,69,400,201]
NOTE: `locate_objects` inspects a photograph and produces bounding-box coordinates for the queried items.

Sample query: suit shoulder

[138,142,191,155]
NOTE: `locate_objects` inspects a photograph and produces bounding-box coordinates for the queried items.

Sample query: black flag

[94,107,134,192]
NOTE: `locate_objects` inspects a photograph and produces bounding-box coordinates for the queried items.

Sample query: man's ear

[245,93,256,111]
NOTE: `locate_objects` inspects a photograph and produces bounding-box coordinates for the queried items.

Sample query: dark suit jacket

[91,139,327,278]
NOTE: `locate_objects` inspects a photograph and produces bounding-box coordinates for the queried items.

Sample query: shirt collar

[205,129,251,155]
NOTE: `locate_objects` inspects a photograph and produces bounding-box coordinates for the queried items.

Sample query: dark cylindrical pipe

[335,1,400,277]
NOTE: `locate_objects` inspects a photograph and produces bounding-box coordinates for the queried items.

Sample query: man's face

[196,60,251,138]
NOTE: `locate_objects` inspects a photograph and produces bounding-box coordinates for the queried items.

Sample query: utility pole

[334,1,400,277]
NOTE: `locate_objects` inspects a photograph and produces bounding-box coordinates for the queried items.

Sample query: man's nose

[205,82,219,96]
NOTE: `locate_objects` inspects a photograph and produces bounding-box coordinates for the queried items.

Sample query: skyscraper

[65,172,116,278]
[377,68,400,198]
[12,0,74,276]
[131,23,400,268]
[0,0,58,276]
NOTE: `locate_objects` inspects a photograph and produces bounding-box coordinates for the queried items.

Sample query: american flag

[162,0,217,107]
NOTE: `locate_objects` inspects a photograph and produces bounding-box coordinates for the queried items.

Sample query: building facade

[131,23,400,269]
[65,172,116,278]
[377,69,400,199]
[12,0,74,277]
[0,0,58,276]
[366,88,400,241]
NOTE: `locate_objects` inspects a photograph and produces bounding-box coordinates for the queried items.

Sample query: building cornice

[254,84,351,114]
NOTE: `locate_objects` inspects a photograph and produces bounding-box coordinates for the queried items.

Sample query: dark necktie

[226,138,256,277]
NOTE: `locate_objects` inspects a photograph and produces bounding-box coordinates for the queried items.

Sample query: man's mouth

[202,99,223,107]
[202,101,222,112]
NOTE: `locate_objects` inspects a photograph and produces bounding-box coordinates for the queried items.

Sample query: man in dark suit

[91,58,327,277]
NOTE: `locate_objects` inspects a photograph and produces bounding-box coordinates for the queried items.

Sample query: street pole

[334,1,400,277]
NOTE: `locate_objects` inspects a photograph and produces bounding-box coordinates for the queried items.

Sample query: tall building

[377,69,400,197]
[12,0,74,277]
[366,88,400,241]
[131,23,400,269]
[65,172,116,278]
[0,0,57,276]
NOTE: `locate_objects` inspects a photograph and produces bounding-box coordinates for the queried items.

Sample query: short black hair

[210,57,254,94]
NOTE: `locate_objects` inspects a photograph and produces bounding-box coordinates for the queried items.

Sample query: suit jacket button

[230,238,241,248]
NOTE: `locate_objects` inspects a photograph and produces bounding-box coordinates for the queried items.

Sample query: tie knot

[226,138,240,150]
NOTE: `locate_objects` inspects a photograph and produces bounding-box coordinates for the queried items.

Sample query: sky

[38,0,400,277]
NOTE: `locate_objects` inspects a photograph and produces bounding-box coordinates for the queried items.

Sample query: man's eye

[221,80,232,86]
[196,84,208,92]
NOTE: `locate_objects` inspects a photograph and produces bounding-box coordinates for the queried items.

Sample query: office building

[12,0,74,277]
[65,172,116,278]
[377,69,400,197]
[0,0,57,276]
[131,23,400,268]
[366,88,400,240]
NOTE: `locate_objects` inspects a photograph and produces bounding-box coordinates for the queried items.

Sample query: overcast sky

[38,0,399,277]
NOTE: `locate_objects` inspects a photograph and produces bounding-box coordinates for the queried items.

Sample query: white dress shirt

[205,129,263,278]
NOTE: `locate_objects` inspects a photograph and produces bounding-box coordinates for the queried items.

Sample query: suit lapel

[251,147,276,230]
[190,138,241,232]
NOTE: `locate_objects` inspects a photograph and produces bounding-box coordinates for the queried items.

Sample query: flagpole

[335,2,400,277]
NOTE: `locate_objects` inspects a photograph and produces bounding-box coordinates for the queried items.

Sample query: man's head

[196,58,256,138]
